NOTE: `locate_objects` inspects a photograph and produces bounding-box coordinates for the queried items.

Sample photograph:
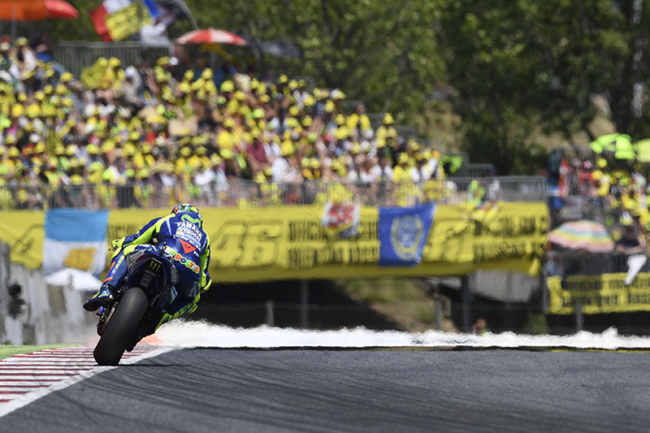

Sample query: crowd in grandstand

[0,36,471,209]
[549,151,650,245]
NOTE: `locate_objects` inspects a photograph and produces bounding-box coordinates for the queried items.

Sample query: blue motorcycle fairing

[124,247,179,306]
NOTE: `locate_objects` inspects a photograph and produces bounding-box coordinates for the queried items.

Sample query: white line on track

[0,369,94,372]
[0,371,75,374]
[0,346,173,419]
[0,387,46,392]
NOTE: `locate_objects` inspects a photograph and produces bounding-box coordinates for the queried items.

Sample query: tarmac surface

[1,348,649,432]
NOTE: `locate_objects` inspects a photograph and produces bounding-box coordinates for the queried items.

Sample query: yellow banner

[0,211,44,269]
[106,2,150,41]
[548,273,650,314]
[0,202,548,278]
[107,202,548,283]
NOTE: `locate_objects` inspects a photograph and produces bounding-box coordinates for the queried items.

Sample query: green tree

[437,1,544,173]
[437,0,650,174]
[179,0,445,119]
[19,1,445,122]
[49,0,102,41]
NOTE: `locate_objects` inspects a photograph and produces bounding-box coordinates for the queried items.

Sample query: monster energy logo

[149,261,161,271]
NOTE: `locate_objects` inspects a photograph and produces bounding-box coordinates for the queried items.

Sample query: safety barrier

[0,177,546,211]
[0,241,96,345]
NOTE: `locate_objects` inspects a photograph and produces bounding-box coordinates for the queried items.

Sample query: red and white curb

[0,345,173,418]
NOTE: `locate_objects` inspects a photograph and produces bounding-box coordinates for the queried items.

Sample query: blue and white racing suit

[105,211,211,322]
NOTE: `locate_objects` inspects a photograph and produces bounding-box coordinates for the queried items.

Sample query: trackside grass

[0,344,79,360]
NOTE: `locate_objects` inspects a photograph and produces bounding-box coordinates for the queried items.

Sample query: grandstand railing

[549,193,629,236]
[546,250,634,277]
[0,177,546,211]
[52,42,172,77]
[466,163,496,178]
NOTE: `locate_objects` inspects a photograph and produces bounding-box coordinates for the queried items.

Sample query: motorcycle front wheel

[93,287,148,366]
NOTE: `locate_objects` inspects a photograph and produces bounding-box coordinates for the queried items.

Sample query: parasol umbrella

[0,0,78,21]
[175,28,248,46]
[548,220,614,253]
[590,133,635,160]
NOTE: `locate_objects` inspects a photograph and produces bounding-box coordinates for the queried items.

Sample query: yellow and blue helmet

[172,203,202,227]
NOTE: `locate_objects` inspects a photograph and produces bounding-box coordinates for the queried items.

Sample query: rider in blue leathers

[84,204,211,332]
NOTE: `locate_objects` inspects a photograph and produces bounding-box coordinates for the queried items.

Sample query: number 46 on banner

[210,221,283,269]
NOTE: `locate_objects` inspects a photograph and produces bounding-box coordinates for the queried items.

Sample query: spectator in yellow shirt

[393,153,412,182]
[347,105,371,136]
[217,118,239,150]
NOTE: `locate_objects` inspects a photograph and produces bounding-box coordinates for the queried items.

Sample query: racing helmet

[171,203,203,227]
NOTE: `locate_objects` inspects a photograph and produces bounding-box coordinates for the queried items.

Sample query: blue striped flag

[42,209,109,276]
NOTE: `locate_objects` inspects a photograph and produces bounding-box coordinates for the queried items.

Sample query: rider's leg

[83,252,129,311]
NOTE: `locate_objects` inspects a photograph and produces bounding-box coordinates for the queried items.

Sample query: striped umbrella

[548,220,614,253]
[175,29,248,46]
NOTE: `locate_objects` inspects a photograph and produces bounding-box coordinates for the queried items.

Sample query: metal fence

[470,270,542,303]
[546,250,637,277]
[366,113,386,131]
[466,163,496,178]
[52,42,172,77]
[0,177,546,211]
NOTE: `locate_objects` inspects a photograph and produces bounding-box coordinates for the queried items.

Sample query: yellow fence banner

[0,211,44,269]
[548,273,650,314]
[0,202,548,279]
[107,202,548,283]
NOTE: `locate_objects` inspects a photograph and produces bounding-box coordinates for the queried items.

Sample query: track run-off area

[1,322,650,432]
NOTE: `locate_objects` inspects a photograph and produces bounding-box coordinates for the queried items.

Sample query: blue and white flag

[378,203,436,267]
[42,209,109,276]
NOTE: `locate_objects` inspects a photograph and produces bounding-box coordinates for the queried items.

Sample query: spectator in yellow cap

[375,113,397,141]
[60,72,73,83]
[347,104,371,137]
[217,118,238,150]
[14,37,37,73]
[393,153,412,182]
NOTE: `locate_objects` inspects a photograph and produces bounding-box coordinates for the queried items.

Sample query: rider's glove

[111,238,124,257]
[111,238,125,255]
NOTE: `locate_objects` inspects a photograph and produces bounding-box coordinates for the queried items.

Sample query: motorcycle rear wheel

[93,287,148,366]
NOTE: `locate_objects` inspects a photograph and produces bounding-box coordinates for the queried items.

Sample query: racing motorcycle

[93,245,179,366]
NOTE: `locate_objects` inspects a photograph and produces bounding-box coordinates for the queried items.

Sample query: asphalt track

[1,348,650,433]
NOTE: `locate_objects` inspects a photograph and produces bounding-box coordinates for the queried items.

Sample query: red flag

[89,4,112,41]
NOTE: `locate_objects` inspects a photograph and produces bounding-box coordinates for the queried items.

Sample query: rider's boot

[83,283,115,312]
[83,252,129,312]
